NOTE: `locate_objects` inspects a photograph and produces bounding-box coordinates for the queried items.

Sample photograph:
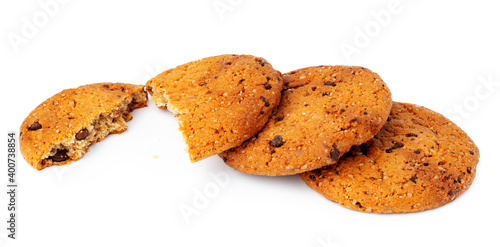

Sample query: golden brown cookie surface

[19,83,148,170]
[146,54,283,162]
[300,102,480,213]
[219,66,392,175]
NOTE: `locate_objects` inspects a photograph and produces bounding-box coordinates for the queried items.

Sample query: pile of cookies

[20,54,479,213]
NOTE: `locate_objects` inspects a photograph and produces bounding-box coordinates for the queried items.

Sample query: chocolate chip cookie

[219,66,392,176]
[146,54,283,162]
[20,83,148,170]
[300,102,480,213]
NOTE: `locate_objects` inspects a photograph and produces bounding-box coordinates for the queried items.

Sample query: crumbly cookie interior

[39,91,148,169]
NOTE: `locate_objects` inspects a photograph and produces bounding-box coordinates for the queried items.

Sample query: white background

[1,0,499,246]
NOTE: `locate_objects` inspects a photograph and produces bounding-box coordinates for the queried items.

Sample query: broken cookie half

[146,54,283,162]
[19,83,148,170]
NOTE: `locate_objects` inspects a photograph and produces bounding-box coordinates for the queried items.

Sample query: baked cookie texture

[219,66,392,176]
[301,102,480,213]
[146,54,283,162]
[19,83,148,170]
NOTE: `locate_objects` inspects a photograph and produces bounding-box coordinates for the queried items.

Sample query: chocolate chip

[276,116,284,121]
[322,92,329,96]
[240,79,245,83]
[295,84,306,88]
[340,109,346,113]
[309,174,316,180]
[324,81,336,87]
[448,190,454,196]
[225,62,232,65]
[363,111,368,115]
[304,104,309,107]
[260,96,270,107]
[270,149,275,155]
[28,121,42,131]
[355,201,362,208]
[351,118,358,123]
[264,82,272,90]
[312,87,317,91]
[467,167,472,174]
[103,84,110,88]
[50,149,69,162]
[406,133,418,137]
[127,99,139,112]
[410,175,417,184]
[200,83,207,86]
[392,142,404,149]
[468,150,474,155]
[423,163,429,166]
[330,145,340,162]
[222,157,228,162]
[75,128,89,140]
[270,135,285,148]
[259,110,264,114]
[414,150,421,154]
[438,161,446,166]
[257,59,265,67]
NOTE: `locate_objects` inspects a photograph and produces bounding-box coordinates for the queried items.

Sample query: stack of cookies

[20,54,479,213]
